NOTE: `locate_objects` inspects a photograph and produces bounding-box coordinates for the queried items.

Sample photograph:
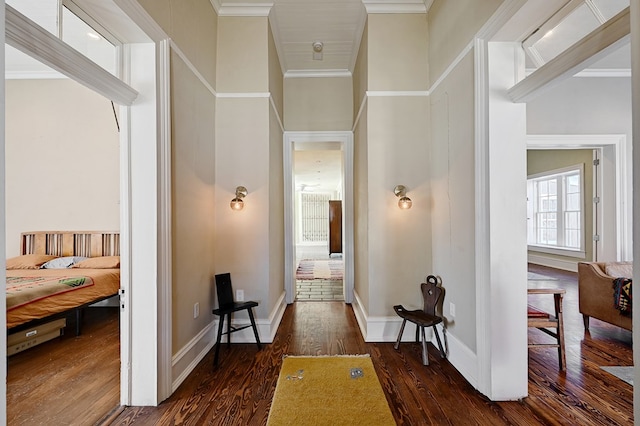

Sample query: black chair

[393,275,446,365]
[212,273,261,366]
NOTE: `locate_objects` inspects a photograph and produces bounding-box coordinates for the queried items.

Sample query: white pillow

[604,262,633,278]
[40,256,88,269]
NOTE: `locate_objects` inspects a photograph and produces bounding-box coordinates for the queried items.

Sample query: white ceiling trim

[217,2,273,17]
[285,69,352,78]
[362,1,427,14]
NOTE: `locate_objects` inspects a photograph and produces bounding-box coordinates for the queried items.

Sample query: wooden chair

[212,273,261,366]
[393,275,447,365]
[527,288,566,371]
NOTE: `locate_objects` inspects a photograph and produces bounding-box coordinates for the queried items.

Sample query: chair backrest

[421,275,443,316]
[215,273,235,308]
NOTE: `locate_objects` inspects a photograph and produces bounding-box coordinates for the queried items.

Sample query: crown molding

[216,2,273,17]
[285,69,352,78]
[5,70,67,79]
[362,0,429,14]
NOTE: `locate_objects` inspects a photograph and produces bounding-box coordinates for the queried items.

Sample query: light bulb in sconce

[230,186,248,211]
[394,185,412,209]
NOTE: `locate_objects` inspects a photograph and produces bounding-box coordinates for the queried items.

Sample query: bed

[6,231,120,350]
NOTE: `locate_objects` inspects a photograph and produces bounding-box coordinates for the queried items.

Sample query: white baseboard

[352,290,478,388]
[528,253,578,272]
[171,291,287,392]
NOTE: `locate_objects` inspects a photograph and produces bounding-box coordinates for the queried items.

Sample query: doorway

[1,0,172,414]
[284,131,354,304]
[293,145,344,301]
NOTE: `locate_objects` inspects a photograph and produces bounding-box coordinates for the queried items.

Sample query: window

[527,165,584,254]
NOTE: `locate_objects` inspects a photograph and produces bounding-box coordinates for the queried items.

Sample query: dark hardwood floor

[7,307,120,426]
[9,265,630,425]
[109,264,633,425]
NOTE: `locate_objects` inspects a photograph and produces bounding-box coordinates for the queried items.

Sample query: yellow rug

[267,355,395,426]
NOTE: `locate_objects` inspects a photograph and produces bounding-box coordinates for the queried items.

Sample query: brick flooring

[295,279,344,301]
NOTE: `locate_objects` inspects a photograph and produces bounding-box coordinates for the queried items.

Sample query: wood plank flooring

[110,264,633,425]
[7,307,120,426]
[8,265,631,425]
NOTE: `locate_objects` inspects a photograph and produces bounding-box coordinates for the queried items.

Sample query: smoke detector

[312,41,323,60]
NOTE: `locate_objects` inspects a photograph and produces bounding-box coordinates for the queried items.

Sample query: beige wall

[353,22,370,309]
[268,22,285,311]
[352,13,431,318]
[427,0,502,85]
[215,97,272,316]
[215,15,283,319]
[429,50,477,351]
[140,0,219,356]
[366,95,431,316]
[5,79,119,257]
[137,0,217,87]
[367,14,428,91]
[284,77,353,131]
[527,149,595,263]
[217,17,269,93]
[170,51,217,351]
[353,19,368,121]
[269,22,284,120]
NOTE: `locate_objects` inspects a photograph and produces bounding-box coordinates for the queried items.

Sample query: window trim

[527,163,586,257]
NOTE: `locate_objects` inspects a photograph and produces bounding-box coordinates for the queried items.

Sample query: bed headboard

[20,231,120,257]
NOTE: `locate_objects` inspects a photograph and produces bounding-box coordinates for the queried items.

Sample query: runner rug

[267,355,395,426]
[295,259,343,280]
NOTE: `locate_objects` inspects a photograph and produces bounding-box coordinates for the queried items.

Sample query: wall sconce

[394,185,412,209]
[230,186,248,211]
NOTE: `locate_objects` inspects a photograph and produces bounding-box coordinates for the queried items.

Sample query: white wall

[527,77,631,137]
[5,78,119,257]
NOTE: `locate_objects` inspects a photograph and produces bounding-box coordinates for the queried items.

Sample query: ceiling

[211,0,433,76]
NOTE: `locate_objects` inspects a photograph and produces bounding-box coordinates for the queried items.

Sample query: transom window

[527,165,584,253]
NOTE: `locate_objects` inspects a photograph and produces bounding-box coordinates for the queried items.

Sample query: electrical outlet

[236,289,245,302]
[193,302,199,319]
[449,302,456,318]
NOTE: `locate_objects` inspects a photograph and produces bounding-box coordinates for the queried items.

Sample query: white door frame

[527,134,631,261]
[283,131,354,304]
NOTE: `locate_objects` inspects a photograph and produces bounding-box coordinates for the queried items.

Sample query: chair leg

[394,319,407,350]
[214,314,225,366]
[432,325,446,359]
[582,314,590,331]
[226,313,232,347]
[555,294,566,371]
[247,308,262,350]
[420,326,429,366]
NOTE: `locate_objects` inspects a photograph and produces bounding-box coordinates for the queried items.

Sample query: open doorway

[293,144,344,301]
[283,131,354,305]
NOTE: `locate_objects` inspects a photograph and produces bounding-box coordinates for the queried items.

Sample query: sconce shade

[230,198,244,210]
[394,185,412,209]
[398,196,412,209]
[230,186,248,211]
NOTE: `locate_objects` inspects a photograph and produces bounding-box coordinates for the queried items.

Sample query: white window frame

[527,164,586,257]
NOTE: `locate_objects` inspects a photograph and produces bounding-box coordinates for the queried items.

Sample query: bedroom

[5,36,122,425]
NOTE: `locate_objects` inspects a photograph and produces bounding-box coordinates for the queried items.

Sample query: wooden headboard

[20,231,120,257]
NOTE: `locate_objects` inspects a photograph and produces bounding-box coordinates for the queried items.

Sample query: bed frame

[10,231,120,336]
[21,231,120,257]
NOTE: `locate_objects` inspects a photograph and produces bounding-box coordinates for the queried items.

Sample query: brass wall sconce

[230,186,248,211]
[394,185,412,209]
